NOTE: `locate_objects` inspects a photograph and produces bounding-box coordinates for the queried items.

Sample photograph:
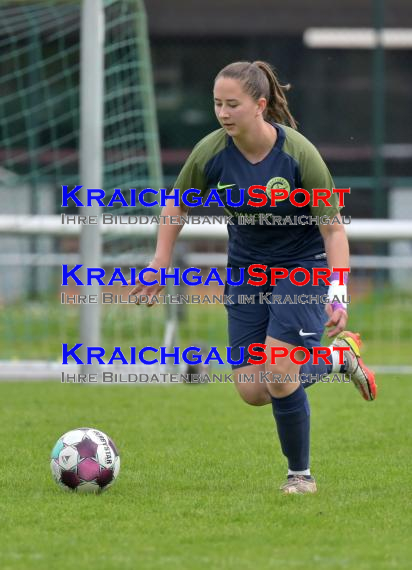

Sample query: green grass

[0,376,410,569]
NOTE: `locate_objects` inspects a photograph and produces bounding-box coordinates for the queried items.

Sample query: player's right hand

[124,260,166,307]
[325,303,348,337]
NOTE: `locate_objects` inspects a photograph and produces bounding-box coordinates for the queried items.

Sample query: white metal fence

[0,216,412,379]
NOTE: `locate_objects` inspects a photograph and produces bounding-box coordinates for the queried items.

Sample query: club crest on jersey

[266,177,290,201]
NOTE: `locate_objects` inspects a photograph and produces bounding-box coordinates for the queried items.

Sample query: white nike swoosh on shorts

[299,329,316,336]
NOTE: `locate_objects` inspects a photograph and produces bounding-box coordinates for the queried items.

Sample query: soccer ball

[50,427,120,493]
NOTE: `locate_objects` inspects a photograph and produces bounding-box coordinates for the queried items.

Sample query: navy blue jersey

[174,123,340,267]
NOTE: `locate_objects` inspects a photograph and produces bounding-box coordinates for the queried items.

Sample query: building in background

[146,0,412,222]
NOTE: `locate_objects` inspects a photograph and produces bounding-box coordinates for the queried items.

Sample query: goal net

[0,0,169,379]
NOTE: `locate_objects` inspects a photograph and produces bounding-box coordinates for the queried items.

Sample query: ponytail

[253,61,297,129]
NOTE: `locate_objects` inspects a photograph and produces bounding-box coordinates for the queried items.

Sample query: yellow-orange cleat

[331,331,377,401]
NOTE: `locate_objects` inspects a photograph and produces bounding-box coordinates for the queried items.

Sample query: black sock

[271,384,310,471]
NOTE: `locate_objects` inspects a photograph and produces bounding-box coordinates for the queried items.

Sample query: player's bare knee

[238,389,269,406]
[267,381,296,398]
[265,360,295,380]
[234,368,271,406]
[263,363,300,398]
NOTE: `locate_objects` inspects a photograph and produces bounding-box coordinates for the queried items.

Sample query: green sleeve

[173,129,227,209]
[282,126,341,218]
[173,145,208,205]
[299,141,341,218]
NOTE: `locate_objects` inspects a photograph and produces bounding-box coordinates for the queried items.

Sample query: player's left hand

[325,304,348,337]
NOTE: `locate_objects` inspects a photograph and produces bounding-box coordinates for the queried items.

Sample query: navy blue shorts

[224,259,329,369]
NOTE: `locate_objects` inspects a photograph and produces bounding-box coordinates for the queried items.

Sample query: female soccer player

[131,61,377,494]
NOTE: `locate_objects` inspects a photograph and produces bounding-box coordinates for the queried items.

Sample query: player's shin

[265,340,311,475]
[271,383,311,475]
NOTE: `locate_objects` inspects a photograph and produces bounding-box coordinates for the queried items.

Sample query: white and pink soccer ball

[50,427,120,493]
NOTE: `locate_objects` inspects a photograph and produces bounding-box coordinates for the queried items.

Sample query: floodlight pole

[373,0,385,218]
[79,0,104,372]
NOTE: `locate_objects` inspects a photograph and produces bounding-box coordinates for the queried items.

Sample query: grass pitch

[0,375,410,569]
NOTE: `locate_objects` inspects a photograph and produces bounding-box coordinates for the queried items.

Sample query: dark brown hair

[215,60,297,129]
